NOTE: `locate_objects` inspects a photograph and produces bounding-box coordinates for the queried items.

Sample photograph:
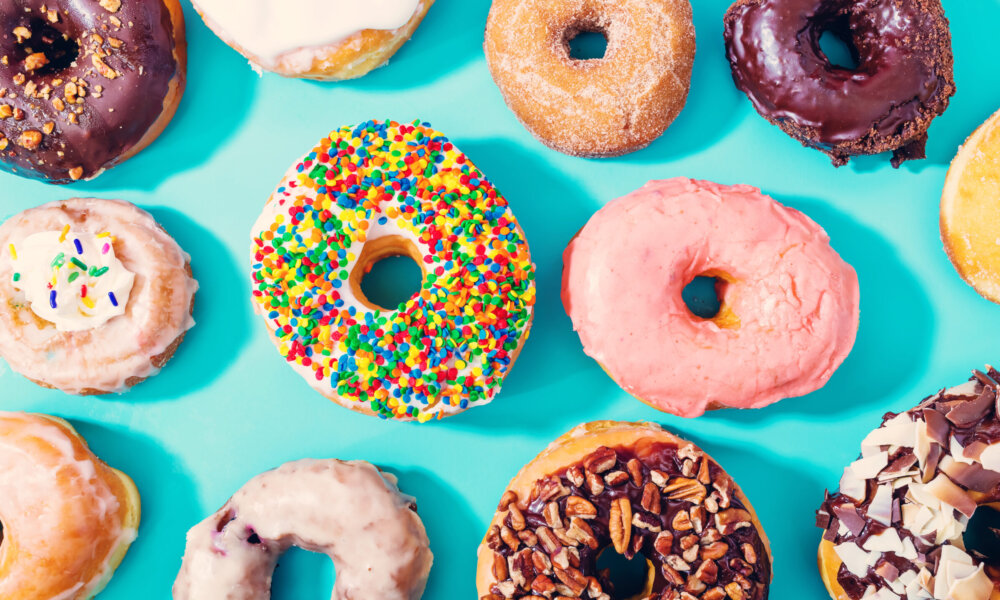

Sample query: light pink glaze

[562,178,860,417]
[172,459,432,600]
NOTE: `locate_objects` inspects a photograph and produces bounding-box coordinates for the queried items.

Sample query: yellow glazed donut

[0,412,141,600]
[941,107,1000,303]
[192,0,434,80]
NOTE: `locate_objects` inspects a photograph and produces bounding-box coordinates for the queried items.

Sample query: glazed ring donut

[251,119,536,422]
[192,0,434,80]
[484,0,696,157]
[941,108,1000,304]
[477,421,772,600]
[0,411,141,600]
[816,367,1000,600]
[0,0,186,183]
[173,459,433,600]
[561,178,860,417]
[0,198,198,395]
[724,0,955,167]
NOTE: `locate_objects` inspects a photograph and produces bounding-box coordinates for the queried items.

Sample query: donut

[816,367,1000,600]
[941,108,1000,304]
[173,459,433,599]
[250,120,536,422]
[561,178,859,417]
[723,0,955,167]
[476,421,772,600]
[0,198,198,395]
[0,0,186,183]
[484,0,696,157]
[0,411,140,600]
[192,0,433,80]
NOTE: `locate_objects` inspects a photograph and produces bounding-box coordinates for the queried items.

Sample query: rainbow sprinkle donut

[251,120,536,422]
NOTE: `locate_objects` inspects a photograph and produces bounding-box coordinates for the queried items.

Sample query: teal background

[1,0,999,597]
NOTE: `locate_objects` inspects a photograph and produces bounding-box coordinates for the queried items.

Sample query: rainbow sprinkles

[251,120,536,422]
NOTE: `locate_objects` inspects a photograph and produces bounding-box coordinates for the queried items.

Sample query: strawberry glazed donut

[484,0,696,157]
[562,178,860,417]
[173,459,433,600]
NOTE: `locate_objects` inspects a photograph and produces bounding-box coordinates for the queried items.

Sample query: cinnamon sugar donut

[484,0,696,157]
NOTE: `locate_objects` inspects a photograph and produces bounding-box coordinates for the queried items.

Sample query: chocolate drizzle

[817,367,1000,600]
[485,442,770,600]
[0,0,182,183]
[723,0,955,167]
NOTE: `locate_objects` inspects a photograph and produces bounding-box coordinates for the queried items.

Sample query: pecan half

[586,472,604,496]
[518,529,538,547]
[715,508,752,535]
[492,551,508,581]
[701,541,729,560]
[566,466,585,487]
[583,447,617,474]
[664,478,707,504]
[499,490,518,511]
[544,501,564,529]
[627,458,644,486]
[641,482,662,514]
[654,531,675,557]
[532,550,552,575]
[536,526,561,554]
[742,543,757,564]
[609,497,632,554]
[508,505,526,531]
[501,525,521,551]
[565,496,597,519]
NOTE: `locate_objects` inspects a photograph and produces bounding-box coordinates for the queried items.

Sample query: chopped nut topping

[499,490,518,511]
[99,0,122,12]
[0,104,11,119]
[18,130,42,150]
[604,470,629,487]
[42,121,54,134]
[12,26,30,42]
[654,530,674,557]
[91,55,118,79]
[641,482,661,514]
[24,52,49,71]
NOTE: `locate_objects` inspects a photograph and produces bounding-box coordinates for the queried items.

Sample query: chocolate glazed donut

[724,0,955,167]
[0,0,185,183]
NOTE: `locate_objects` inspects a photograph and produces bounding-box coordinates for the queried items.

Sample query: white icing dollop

[9,229,134,331]
[195,0,422,66]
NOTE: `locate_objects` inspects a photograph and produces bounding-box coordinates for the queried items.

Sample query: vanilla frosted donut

[192,0,434,80]
[817,368,1000,600]
[0,411,141,600]
[173,459,433,600]
[251,120,536,422]
[562,178,860,417]
[0,198,198,394]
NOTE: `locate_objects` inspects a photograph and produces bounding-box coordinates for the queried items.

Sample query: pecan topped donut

[477,422,772,600]
[0,0,185,183]
[817,368,1000,600]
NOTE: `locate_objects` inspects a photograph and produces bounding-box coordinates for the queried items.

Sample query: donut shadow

[663,425,831,599]
[95,206,252,403]
[703,197,934,424]
[615,0,745,164]
[310,0,488,92]
[67,418,199,599]
[442,139,617,431]
[67,2,259,192]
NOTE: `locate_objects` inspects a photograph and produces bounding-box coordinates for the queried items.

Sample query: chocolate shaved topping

[818,366,1000,600]
[833,504,867,537]
[488,443,770,600]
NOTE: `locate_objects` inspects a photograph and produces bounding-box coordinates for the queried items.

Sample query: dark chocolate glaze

[0,0,182,183]
[486,442,771,600]
[723,0,954,167]
[817,368,1000,600]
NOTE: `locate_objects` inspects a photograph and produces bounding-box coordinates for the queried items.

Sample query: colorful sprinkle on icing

[251,120,536,422]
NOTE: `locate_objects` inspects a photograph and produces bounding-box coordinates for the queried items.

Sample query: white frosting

[9,229,134,331]
[195,0,422,66]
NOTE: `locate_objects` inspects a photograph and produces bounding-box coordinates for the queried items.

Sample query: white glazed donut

[191,0,435,80]
[0,198,198,395]
[173,459,433,600]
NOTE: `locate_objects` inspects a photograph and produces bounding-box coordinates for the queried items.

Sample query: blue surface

[2,0,999,597]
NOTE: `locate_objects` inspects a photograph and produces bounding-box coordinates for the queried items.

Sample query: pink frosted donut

[562,178,860,417]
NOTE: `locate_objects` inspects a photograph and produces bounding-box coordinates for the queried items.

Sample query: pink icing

[562,178,860,417]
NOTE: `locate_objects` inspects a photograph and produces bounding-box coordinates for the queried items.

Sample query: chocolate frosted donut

[0,0,186,183]
[724,0,955,167]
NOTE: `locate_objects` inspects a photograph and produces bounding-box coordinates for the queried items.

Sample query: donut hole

[682,275,724,319]
[962,506,1000,563]
[12,20,80,76]
[595,548,654,599]
[816,16,861,70]
[271,547,336,599]
[566,30,609,61]
[350,235,426,312]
